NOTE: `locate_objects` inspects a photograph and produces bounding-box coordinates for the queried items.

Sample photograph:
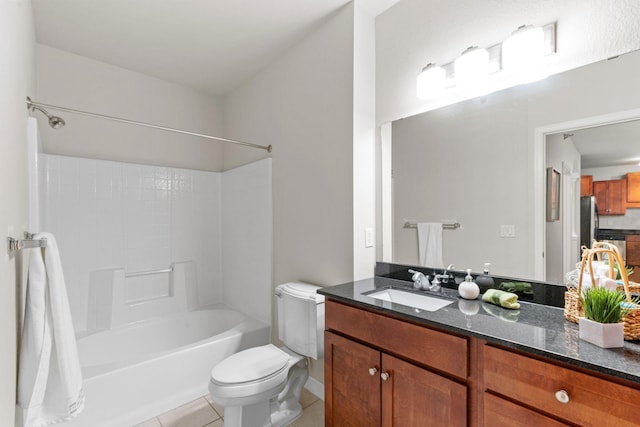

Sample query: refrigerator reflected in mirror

[580,196,599,249]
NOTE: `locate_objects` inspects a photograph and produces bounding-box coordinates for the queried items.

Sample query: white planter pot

[578,317,624,348]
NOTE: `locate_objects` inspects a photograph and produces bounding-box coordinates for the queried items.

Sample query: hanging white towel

[16,232,84,427]
[417,223,444,268]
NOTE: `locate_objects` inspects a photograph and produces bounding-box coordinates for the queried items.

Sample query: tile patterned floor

[135,389,323,427]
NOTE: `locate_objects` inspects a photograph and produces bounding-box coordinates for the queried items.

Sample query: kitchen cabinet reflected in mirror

[381,48,640,283]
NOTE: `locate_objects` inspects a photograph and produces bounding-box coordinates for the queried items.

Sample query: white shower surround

[39,155,272,331]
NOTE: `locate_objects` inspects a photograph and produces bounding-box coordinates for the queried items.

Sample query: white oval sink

[364,288,454,312]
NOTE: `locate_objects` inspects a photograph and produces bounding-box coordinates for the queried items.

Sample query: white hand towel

[16,232,84,427]
[417,222,444,268]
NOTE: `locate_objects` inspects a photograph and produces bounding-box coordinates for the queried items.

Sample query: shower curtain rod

[26,98,272,153]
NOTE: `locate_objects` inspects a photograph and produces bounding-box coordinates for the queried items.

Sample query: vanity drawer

[484,345,640,426]
[325,300,468,379]
[484,393,569,427]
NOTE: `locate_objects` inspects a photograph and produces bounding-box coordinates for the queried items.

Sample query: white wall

[582,165,640,181]
[39,155,224,331]
[545,134,581,283]
[222,159,273,325]
[0,0,35,424]
[35,45,225,171]
[353,2,376,280]
[223,5,355,287]
[391,86,529,276]
[376,0,640,125]
[223,4,355,384]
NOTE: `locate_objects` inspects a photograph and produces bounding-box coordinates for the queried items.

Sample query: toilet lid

[211,344,289,384]
[276,282,325,303]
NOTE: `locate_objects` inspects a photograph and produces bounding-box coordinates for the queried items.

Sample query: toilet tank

[276,282,325,360]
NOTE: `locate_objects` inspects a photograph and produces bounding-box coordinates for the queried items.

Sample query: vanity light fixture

[454,46,490,87]
[502,25,546,81]
[416,63,446,99]
[415,22,556,99]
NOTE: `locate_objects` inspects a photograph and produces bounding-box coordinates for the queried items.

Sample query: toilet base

[269,403,302,427]
[215,353,309,427]
[224,400,302,427]
[224,400,273,427]
[269,355,308,427]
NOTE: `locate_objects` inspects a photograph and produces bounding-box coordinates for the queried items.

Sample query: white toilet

[208,282,325,427]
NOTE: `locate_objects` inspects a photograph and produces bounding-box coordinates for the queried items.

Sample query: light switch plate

[500,225,515,238]
[365,228,374,248]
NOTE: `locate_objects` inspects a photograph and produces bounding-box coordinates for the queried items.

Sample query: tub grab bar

[7,232,47,255]
[125,267,173,278]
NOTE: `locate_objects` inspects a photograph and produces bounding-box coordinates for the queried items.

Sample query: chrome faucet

[441,264,456,283]
[430,264,456,292]
[410,269,447,292]
[444,264,455,275]
[431,274,448,292]
[408,269,430,290]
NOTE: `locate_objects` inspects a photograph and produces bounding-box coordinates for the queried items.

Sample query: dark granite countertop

[597,228,640,239]
[318,276,640,386]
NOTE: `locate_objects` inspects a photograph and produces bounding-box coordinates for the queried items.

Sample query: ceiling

[556,120,640,169]
[32,0,400,97]
[32,1,638,171]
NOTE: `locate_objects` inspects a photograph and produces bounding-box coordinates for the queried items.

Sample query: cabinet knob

[380,372,391,381]
[555,389,570,404]
[368,367,378,376]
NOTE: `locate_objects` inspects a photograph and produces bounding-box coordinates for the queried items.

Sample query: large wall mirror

[380,48,640,283]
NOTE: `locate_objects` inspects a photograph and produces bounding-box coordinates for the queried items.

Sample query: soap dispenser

[458,269,480,300]
[475,262,495,292]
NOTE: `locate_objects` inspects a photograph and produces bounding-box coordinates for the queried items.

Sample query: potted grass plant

[579,287,630,348]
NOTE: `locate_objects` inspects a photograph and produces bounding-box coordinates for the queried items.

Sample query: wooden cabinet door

[593,181,608,213]
[608,179,626,214]
[593,180,626,215]
[580,175,593,196]
[628,172,640,203]
[381,354,466,427]
[626,235,640,266]
[325,332,381,427]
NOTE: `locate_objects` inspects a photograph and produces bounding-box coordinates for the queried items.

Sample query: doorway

[534,108,640,281]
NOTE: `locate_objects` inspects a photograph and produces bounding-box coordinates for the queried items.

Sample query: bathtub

[65,306,270,427]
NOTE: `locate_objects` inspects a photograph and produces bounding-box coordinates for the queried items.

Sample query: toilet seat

[209,344,290,399]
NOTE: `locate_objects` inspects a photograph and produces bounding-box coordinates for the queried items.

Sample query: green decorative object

[579,287,633,348]
[498,281,533,294]
[580,287,630,324]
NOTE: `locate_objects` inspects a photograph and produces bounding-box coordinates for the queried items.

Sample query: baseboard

[304,376,324,400]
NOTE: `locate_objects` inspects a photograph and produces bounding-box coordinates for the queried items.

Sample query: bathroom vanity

[319,265,640,427]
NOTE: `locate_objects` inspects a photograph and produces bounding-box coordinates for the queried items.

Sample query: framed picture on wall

[546,167,561,221]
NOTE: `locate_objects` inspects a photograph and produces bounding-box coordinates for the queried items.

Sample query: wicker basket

[590,241,640,295]
[564,242,640,341]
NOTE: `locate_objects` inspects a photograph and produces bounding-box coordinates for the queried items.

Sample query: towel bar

[7,232,47,255]
[403,220,460,230]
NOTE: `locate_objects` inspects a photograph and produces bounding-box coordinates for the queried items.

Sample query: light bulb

[417,63,446,99]
[454,46,489,87]
[502,25,546,82]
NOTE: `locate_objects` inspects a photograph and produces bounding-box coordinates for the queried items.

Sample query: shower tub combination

[27,105,274,426]
[64,262,270,427]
